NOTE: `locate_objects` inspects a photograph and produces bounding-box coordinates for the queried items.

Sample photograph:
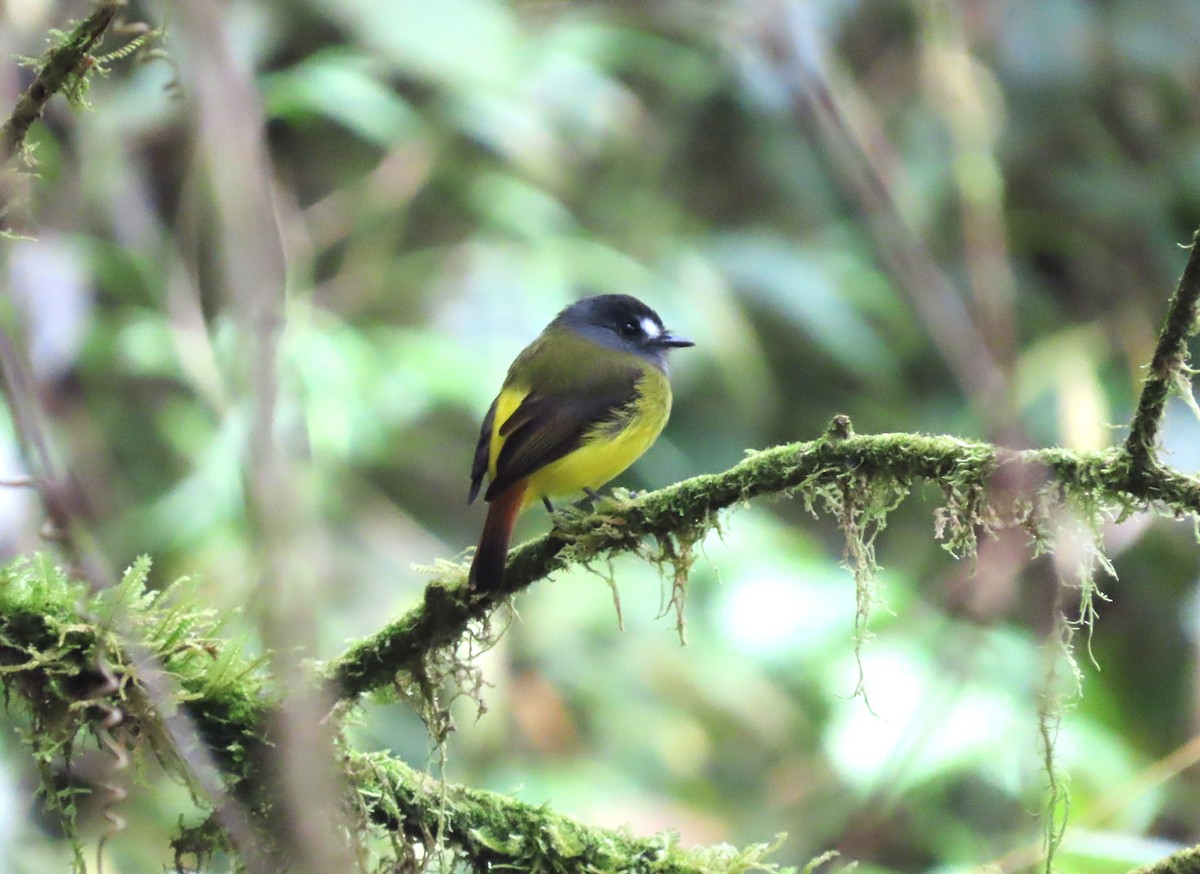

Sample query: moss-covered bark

[325,436,1200,702]
[0,555,798,871]
[1124,229,1200,471]
[349,751,787,874]
[0,2,119,165]
[1135,845,1200,874]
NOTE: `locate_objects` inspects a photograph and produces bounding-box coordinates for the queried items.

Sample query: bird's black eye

[619,320,640,338]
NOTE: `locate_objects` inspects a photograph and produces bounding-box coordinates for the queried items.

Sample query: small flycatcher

[468,294,693,591]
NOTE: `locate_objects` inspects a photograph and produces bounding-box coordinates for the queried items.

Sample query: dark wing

[468,397,498,504]
[483,378,639,502]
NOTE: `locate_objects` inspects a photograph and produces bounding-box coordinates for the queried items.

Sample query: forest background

[2,1,1200,872]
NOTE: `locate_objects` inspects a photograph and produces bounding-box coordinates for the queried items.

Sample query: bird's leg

[544,496,578,534]
[583,487,602,503]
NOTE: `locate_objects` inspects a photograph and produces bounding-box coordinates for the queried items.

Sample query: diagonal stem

[1123,228,1200,470]
[0,1,120,165]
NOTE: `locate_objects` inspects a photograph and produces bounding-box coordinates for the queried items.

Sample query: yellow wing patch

[488,384,531,481]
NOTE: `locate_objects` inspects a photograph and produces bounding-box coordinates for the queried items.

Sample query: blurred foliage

[2,0,1200,871]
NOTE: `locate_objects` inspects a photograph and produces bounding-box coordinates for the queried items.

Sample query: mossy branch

[1133,844,1200,874]
[1123,228,1200,470]
[324,431,1200,702]
[349,751,787,873]
[6,437,1195,869]
[0,556,788,872]
[3,228,1199,870]
[0,1,121,165]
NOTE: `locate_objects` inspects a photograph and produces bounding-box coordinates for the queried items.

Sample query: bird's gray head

[554,294,694,367]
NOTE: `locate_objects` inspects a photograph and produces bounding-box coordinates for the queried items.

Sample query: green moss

[171,813,235,872]
[0,554,272,869]
[1133,844,1200,874]
[4,423,1196,871]
[348,752,794,873]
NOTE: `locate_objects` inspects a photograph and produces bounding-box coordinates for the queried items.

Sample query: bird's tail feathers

[468,481,528,592]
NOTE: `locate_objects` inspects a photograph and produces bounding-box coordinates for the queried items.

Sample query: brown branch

[165,2,348,867]
[0,1,121,165]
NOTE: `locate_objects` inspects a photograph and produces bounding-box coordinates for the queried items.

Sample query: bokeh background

[2,0,1200,871]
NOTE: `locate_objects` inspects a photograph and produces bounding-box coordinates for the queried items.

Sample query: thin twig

[0,0,121,165]
[1123,229,1200,469]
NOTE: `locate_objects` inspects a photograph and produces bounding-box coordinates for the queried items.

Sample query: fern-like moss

[0,555,272,869]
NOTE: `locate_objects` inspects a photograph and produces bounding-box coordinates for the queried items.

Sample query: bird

[468,294,694,592]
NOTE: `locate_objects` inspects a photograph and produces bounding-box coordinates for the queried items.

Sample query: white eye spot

[640,317,660,339]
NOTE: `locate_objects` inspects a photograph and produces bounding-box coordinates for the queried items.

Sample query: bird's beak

[658,330,695,348]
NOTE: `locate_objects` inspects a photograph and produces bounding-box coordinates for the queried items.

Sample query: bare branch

[166,1,350,867]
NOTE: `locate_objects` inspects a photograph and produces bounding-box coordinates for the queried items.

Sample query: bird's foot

[548,502,592,534]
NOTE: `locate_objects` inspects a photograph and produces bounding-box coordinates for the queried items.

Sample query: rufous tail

[469,481,528,591]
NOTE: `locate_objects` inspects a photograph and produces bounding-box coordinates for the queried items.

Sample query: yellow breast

[527,385,671,504]
[492,368,673,511]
